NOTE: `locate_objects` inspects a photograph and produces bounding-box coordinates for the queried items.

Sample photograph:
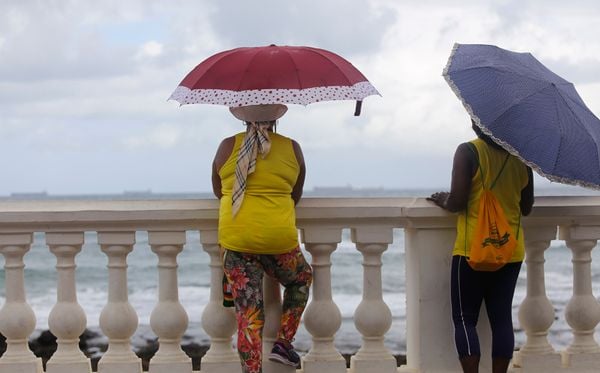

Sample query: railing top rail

[0,196,599,233]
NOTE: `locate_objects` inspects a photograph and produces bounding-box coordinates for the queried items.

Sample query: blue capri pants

[451,255,522,359]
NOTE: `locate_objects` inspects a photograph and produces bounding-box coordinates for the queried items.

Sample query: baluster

[46,232,91,373]
[349,227,396,373]
[300,227,346,373]
[559,226,600,369]
[262,276,295,373]
[97,232,141,373]
[0,233,43,373]
[513,226,562,370]
[199,229,239,373]
[148,231,191,373]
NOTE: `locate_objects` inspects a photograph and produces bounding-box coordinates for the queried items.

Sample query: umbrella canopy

[443,43,600,189]
[169,44,379,115]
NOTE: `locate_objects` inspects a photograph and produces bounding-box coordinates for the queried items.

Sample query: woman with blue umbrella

[429,118,534,373]
[431,41,600,372]
[428,43,572,373]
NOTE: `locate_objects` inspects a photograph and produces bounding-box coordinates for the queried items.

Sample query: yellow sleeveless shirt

[218,132,300,254]
[453,138,529,262]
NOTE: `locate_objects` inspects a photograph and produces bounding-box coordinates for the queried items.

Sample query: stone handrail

[0,196,599,373]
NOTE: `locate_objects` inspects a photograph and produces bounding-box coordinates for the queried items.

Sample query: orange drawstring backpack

[466,144,520,271]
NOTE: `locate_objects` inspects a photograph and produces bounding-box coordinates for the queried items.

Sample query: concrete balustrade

[0,196,600,373]
[301,226,346,373]
[0,233,43,373]
[198,228,239,373]
[46,232,90,373]
[350,227,396,373]
[148,231,191,373]
[513,226,562,371]
[97,232,141,373]
[560,226,600,371]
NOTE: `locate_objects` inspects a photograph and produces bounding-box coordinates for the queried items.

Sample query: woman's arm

[291,140,305,205]
[211,137,235,199]
[520,167,534,216]
[428,142,475,212]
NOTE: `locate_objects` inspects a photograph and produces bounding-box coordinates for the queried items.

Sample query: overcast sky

[1,0,600,196]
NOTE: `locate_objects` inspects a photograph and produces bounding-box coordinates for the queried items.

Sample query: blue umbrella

[443,43,600,189]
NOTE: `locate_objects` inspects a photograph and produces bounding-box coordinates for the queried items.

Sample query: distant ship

[9,191,49,199]
[122,189,153,196]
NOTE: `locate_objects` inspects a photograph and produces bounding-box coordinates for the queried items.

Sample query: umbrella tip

[354,100,363,116]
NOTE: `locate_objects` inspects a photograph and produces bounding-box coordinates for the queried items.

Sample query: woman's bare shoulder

[213,135,237,169]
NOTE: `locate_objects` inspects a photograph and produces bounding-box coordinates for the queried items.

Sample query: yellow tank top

[218,132,300,254]
[453,138,529,261]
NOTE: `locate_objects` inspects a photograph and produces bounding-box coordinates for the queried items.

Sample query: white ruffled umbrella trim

[443,42,600,190]
[169,81,380,107]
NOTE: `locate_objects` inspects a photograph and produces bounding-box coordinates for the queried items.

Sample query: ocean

[1,187,600,356]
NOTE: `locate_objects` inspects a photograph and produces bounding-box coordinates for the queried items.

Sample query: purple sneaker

[268,341,300,367]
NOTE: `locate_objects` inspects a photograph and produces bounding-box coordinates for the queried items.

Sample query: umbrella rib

[235,49,262,92]
[554,88,600,174]
[547,90,565,175]
[487,83,561,124]
[303,47,354,86]
[279,49,304,90]
[448,65,569,86]
[187,49,239,88]
[489,84,600,185]
[448,70,571,186]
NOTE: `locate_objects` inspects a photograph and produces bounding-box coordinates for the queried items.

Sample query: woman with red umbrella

[212,103,312,373]
[172,44,378,373]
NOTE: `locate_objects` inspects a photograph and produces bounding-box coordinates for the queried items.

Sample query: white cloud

[205,0,396,56]
[122,125,182,150]
[1,0,600,194]
[137,41,163,58]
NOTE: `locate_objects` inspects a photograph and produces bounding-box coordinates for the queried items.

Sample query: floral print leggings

[223,246,313,373]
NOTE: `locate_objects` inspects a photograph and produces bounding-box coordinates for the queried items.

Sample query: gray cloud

[0,0,162,82]
[543,57,600,85]
[1,0,600,195]
[205,0,397,57]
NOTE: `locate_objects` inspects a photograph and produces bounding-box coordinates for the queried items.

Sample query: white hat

[229,104,288,122]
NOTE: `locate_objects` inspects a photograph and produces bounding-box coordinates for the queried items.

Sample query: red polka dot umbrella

[169,45,380,115]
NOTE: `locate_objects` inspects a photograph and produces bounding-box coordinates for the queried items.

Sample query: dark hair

[471,120,502,149]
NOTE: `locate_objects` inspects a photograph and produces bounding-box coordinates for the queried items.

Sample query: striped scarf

[231,122,272,217]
